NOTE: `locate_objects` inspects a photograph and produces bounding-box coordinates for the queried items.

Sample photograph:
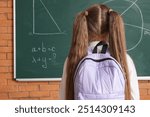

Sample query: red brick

[0,53,7,59]
[19,97,40,100]
[0,1,7,7]
[7,13,13,20]
[19,85,39,91]
[30,91,49,97]
[0,8,12,13]
[0,14,7,20]
[0,85,18,92]
[8,98,19,100]
[139,80,148,83]
[0,40,7,46]
[0,79,7,85]
[0,73,13,79]
[40,97,52,100]
[8,0,12,8]
[28,82,49,85]
[8,66,13,72]
[140,95,150,100]
[40,85,60,91]
[139,83,150,89]
[7,53,13,59]
[148,89,150,95]
[9,92,29,98]
[7,27,13,33]
[0,47,13,52]
[0,34,12,39]
[0,27,7,33]
[49,81,60,85]
[0,93,8,99]
[50,91,59,100]
[0,20,12,27]
[0,60,12,66]
[8,40,13,47]
[140,89,148,95]
[0,67,9,73]
[7,79,28,85]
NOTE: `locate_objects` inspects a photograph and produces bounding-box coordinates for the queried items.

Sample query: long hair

[65,4,131,100]
[109,11,131,99]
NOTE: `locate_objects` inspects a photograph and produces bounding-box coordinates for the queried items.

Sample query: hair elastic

[109,9,113,12]
[84,11,88,16]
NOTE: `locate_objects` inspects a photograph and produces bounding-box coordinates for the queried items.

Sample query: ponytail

[109,11,131,100]
[65,12,88,99]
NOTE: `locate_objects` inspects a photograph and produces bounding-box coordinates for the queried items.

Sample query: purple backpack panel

[74,53,125,100]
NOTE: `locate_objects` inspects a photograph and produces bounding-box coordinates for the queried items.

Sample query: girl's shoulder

[126,54,137,75]
[126,54,134,65]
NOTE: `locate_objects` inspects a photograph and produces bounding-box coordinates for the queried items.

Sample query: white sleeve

[59,58,68,100]
[127,54,140,100]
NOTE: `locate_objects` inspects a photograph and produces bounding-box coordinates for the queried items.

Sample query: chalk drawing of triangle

[33,0,64,35]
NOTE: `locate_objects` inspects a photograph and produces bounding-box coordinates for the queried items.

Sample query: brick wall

[139,81,150,99]
[0,0,150,100]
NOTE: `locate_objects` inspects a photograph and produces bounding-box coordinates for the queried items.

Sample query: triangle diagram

[33,0,63,35]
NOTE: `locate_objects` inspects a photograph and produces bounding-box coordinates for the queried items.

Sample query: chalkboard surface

[14,0,150,80]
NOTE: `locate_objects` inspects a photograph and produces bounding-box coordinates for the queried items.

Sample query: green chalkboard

[14,0,150,80]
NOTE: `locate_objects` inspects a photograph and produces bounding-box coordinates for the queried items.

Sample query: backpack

[74,41,125,100]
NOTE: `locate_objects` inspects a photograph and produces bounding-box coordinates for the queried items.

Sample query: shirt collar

[88,41,110,54]
[89,41,100,50]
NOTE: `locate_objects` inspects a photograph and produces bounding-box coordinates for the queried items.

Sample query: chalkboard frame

[13,0,150,81]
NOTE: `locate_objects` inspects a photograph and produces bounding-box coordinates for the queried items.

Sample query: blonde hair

[65,4,131,100]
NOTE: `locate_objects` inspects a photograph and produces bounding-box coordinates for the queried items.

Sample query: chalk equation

[31,42,56,69]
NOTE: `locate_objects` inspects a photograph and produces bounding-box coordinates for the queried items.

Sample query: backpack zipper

[74,57,125,82]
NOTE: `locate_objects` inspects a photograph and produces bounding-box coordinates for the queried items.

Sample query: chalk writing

[32,42,55,53]
[31,42,56,69]
[144,30,150,36]
[33,0,65,35]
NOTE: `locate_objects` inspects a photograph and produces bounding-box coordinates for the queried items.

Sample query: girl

[60,4,140,100]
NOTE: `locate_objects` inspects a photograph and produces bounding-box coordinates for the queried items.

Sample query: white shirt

[60,41,140,100]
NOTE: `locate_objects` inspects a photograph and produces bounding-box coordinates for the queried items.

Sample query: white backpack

[74,41,125,100]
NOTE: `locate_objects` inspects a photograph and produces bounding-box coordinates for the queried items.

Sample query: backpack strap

[92,41,108,54]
